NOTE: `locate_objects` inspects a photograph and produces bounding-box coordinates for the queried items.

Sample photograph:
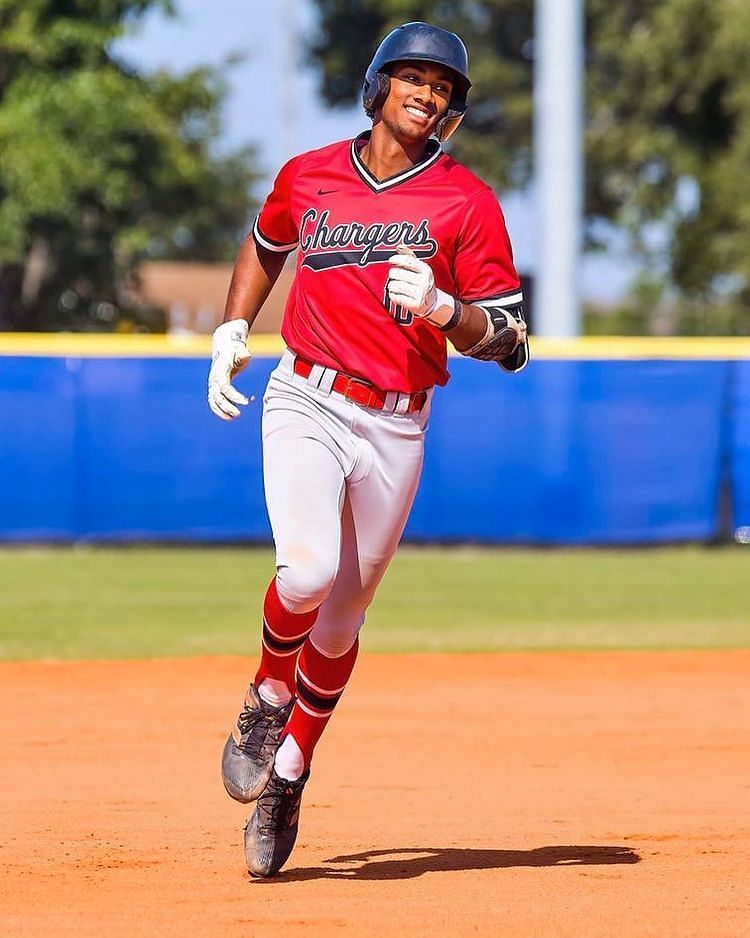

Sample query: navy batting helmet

[362,22,471,142]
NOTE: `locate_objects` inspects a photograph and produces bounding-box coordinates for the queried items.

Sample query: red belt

[292,355,428,414]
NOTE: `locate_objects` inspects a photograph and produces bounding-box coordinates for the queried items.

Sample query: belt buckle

[362,385,380,410]
[346,376,377,410]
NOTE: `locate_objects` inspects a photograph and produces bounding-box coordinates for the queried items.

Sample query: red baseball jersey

[254,131,522,393]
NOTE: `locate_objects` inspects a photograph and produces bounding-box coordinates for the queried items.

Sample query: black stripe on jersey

[301,248,435,272]
[350,132,443,193]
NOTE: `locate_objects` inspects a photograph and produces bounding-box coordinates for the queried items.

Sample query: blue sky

[116,1,363,176]
[116,0,636,301]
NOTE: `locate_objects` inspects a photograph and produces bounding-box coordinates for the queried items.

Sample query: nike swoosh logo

[317,188,338,195]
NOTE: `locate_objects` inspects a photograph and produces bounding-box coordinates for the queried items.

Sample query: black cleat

[244,768,309,878]
[221,684,293,803]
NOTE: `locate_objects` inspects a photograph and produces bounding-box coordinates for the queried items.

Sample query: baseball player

[208,21,528,878]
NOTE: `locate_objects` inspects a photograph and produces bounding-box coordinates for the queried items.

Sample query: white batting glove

[386,245,458,328]
[207,320,251,421]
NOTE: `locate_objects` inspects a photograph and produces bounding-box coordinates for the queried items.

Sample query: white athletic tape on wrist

[425,288,459,327]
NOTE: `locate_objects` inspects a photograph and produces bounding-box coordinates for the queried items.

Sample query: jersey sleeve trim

[467,288,524,308]
[252,216,298,253]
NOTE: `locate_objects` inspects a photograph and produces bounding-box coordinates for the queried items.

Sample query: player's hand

[386,245,437,318]
[208,320,251,421]
[386,245,458,328]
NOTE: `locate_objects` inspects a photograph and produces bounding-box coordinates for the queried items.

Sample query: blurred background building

[138,261,292,335]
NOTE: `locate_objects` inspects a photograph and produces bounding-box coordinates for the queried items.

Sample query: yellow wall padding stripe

[1,333,750,360]
[526,336,750,360]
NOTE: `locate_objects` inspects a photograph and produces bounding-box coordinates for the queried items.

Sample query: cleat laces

[256,776,305,835]
[236,704,287,760]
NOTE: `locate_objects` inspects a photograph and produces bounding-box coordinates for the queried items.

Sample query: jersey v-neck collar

[349,131,443,193]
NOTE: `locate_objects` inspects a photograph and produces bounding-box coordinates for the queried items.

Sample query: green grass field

[0,546,747,660]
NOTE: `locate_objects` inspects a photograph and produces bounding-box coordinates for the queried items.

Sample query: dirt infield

[1,652,748,937]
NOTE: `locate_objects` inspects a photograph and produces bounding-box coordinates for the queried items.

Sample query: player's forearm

[438,301,490,352]
[223,235,288,328]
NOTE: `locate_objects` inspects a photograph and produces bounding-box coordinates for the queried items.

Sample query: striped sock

[281,636,359,770]
[254,578,318,694]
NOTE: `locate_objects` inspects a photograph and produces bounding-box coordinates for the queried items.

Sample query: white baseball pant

[261,350,432,657]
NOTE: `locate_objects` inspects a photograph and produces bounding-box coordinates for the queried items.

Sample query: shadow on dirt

[262,844,641,883]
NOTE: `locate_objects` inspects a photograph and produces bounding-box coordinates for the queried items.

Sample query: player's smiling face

[379,60,454,143]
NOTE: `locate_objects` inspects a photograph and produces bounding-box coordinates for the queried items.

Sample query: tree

[309,0,750,332]
[0,1,259,331]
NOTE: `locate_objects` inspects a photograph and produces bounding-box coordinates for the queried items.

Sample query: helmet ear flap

[436,111,464,143]
[436,109,466,142]
[363,72,391,117]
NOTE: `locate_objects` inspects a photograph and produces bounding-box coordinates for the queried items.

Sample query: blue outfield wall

[0,355,277,542]
[0,348,742,543]
[409,358,727,543]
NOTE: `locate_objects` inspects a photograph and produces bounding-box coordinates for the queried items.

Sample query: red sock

[254,578,318,692]
[283,637,359,768]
